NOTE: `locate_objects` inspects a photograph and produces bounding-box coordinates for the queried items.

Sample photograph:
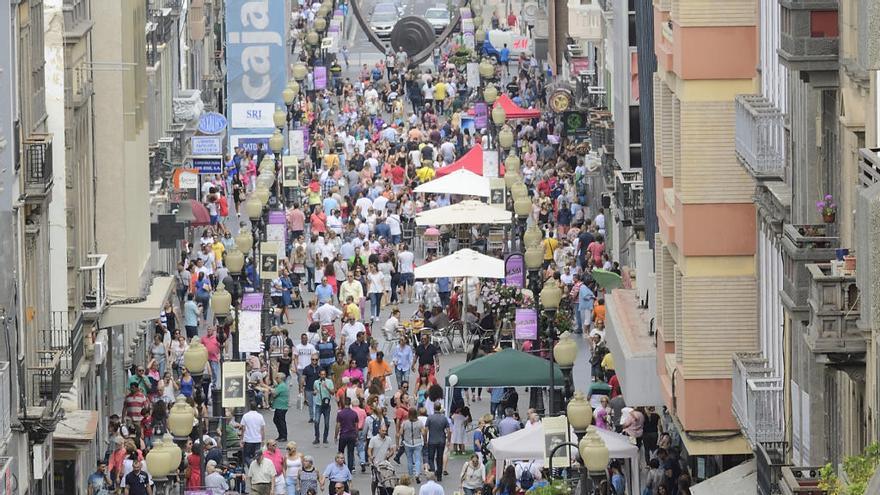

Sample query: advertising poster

[505,253,525,288]
[514,308,537,340]
[226,0,288,134]
[221,361,247,409]
[283,155,300,186]
[260,241,281,279]
[543,415,571,468]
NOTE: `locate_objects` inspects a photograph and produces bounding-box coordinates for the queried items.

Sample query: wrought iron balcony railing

[46,311,84,380]
[80,253,108,319]
[27,350,62,411]
[614,170,644,228]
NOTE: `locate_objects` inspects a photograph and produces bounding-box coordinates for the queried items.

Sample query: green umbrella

[591,268,623,291]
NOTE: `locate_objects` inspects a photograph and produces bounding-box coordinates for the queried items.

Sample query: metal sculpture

[347,0,470,66]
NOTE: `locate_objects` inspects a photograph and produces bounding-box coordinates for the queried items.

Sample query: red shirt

[287,208,306,231]
[218,195,229,217]
[391,166,406,185]
[202,333,220,362]
[310,212,327,233]
[507,13,517,26]
[123,391,147,422]
[263,448,285,475]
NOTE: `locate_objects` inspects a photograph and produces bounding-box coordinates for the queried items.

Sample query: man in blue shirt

[184,293,200,339]
[391,336,414,387]
[500,44,511,76]
[437,277,451,307]
[87,460,111,495]
[374,217,391,240]
[315,277,334,305]
[323,453,353,491]
[323,195,339,216]
[578,282,596,334]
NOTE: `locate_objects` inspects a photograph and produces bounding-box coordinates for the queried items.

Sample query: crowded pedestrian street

[6,0,879,494]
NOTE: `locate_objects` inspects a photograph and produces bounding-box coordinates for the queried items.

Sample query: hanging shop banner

[221,361,247,408]
[260,241,281,279]
[231,135,270,154]
[192,156,223,174]
[482,150,499,178]
[191,136,223,155]
[514,308,537,340]
[543,415,572,468]
[226,0,288,134]
[505,253,525,288]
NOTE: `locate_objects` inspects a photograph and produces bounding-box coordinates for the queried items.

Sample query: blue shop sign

[198,112,228,135]
[192,156,223,174]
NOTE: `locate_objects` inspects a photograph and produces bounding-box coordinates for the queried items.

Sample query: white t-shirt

[356,197,374,218]
[295,343,317,370]
[314,304,343,325]
[241,410,265,443]
[398,251,415,273]
[386,215,402,235]
[341,322,366,353]
[372,196,389,214]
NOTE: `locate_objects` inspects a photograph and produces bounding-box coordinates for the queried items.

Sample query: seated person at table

[426,306,450,331]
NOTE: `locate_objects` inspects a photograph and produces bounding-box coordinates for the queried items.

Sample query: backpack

[519,462,535,490]
[370,415,391,436]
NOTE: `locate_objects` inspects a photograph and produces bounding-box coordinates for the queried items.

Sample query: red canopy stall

[493,94,541,119]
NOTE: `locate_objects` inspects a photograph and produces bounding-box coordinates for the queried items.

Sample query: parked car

[424,7,450,33]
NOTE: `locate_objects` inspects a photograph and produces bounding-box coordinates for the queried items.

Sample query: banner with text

[226,0,288,145]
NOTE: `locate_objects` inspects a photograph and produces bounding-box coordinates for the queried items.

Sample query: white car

[370,4,398,39]
[425,7,450,33]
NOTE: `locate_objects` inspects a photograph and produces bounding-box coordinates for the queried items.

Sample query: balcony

[22,133,53,201]
[65,66,93,109]
[780,466,825,494]
[778,0,839,77]
[858,147,880,188]
[614,170,644,228]
[735,95,786,180]
[46,311,84,381]
[756,442,790,495]
[781,224,838,319]
[80,253,108,320]
[26,351,62,412]
[0,363,11,448]
[732,353,784,446]
[805,262,865,355]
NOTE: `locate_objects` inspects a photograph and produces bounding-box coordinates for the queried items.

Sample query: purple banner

[505,253,525,288]
[314,66,328,90]
[268,211,286,224]
[515,308,538,340]
[241,293,263,311]
[474,102,488,129]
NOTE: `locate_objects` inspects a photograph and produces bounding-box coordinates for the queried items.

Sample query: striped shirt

[123,391,147,423]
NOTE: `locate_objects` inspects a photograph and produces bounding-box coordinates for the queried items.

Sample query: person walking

[398,408,425,479]
[418,472,445,495]
[335,397,360,470]
[301,355,322,423]
[271,372,290,442]
[248,449,277,495]
[321,454,353,495]
[284,442,304,495]
[391,336,413,388]
[459,454,486,495]
[424,402,450,481]
[314,369,335,445]
[242,400,267,466]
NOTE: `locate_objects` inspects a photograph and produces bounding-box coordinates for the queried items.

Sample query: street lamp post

[566,393,595,495]
[554,331,578,400]
[168,396,197,494]
[540,280,562,414]
[580,426,610,494]
[211,282,232,421]
[524,241,544,413]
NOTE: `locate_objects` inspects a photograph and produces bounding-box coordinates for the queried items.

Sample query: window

[810,10,838,38]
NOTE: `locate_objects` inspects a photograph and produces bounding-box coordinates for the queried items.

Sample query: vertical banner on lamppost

[505,253,525,288]
[282,155,300,187]
[221,361,247,408]
[483,150,499,178]
[289,129,305,158]
[267,211,287,248]
[314,66,328,90]
[514,308,537,340]
[466,63,480,88]
[226,0,288,146]
[238,294,264,353]
[543,415,572,468]
[474,102,488,130]
[260,241,282,279]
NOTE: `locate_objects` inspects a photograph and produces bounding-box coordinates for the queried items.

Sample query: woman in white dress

[377,255,395,306]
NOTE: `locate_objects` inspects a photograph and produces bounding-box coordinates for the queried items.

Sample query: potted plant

[818,194,838,223]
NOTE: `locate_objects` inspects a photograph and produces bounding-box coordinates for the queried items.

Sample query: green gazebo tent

[444,348,565,387]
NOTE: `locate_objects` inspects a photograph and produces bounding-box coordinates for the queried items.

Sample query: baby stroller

[372,460,398,495]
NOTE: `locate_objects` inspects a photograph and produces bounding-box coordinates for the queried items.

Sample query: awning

[53,410,99,444]
[100,276,175,327]
[690,460,756,495]
[493,94,541,119]
[679,429,752,456]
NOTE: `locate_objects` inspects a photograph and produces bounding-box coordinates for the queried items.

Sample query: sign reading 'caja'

[226,0,288,133]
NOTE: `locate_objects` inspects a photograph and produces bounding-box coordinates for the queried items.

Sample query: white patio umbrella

[414,248,504,279]
[415,200,512,226]
[414,248,504,316]
[413,169,491,197]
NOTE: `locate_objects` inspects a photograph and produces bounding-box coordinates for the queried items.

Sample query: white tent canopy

[415,200,512,226]
[414,248,504,279]
[414,169,491,197]
[488,422,640,495]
